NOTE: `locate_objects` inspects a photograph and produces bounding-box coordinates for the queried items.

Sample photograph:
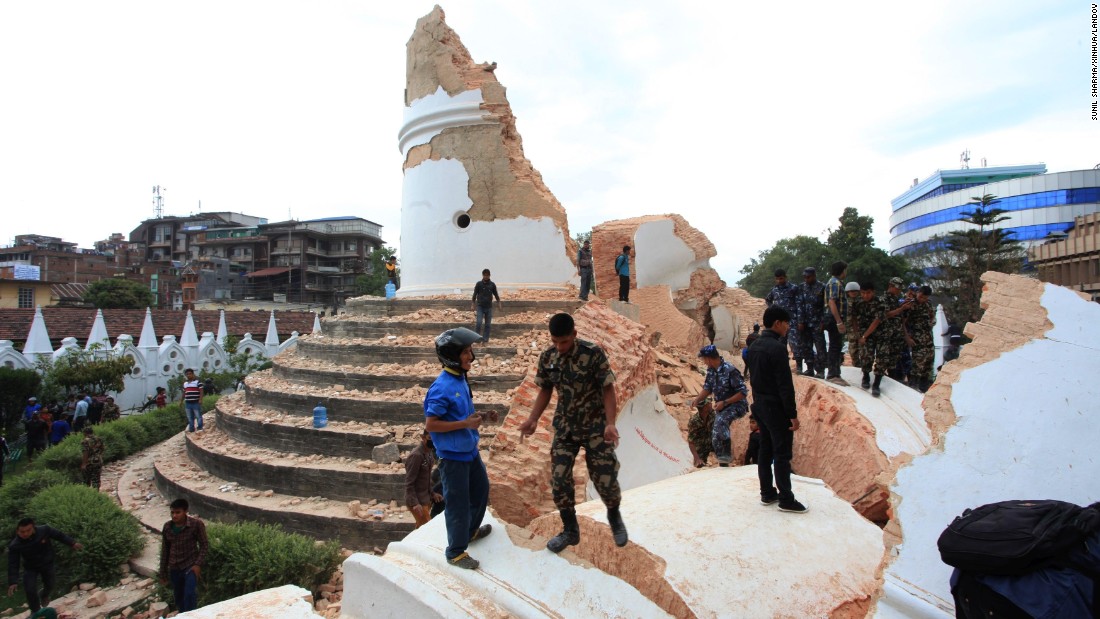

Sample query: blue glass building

[889,165,1100,255]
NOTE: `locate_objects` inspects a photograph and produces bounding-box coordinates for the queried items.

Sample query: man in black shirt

[7,518,84,613]
[746,306,807,513]
[471,269,502,344]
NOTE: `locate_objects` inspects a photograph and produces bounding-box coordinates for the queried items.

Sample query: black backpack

[938,499,1100,575]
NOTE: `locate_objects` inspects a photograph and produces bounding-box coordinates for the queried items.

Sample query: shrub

[30,397,215,479]
[26,484,144,588]
[0,469,71,536]
[200,522,341,606]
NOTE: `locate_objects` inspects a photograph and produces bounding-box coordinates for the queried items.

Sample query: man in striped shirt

[180,369,204,432]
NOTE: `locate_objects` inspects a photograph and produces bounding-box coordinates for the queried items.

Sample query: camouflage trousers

[848,336,871,373]
[911,336,935,383]
[83,464,102,490]
[711,404,749,464]
[874,334,904,376]
[786,327,803,359]
[550,422,621,510]
[687,414,714,464]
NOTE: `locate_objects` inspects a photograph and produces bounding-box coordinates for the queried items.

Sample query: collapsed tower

[397,6,578,296]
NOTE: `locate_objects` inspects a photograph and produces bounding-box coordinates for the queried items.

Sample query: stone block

[372,442,399,464]
[86,590,108,607]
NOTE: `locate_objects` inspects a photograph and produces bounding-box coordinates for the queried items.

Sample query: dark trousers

[823,319,843,376]
[438,456,489,560]
[806,326,827,370]
[755,400,795,502]
[169,567,199,612]
[579,268,593,300]
[23,563,56,612]
[474,305,493,343]
[618,275,630,301]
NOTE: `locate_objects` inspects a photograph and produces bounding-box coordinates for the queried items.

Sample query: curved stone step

[323,320,545,340]
[343,297,582,319]
[184,425,406,503]
[244,379,508,426]
[271,362,525,392]
[214,403,418,460]
[294,339,529,366]
[150,434,414,550]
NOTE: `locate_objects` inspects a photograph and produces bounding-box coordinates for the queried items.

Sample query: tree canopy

[738,207,914,297]
[82,277,154,309]
[354,246,399,297]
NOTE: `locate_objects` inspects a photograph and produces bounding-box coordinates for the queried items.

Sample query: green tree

[354,246,398,297]
[737,235,831,297]
[40,350,134,398]
[912,194,1024,324]
[82,278,154,309]
[573,231,591,245]
[0,367,41,439]
[826,207,915,286]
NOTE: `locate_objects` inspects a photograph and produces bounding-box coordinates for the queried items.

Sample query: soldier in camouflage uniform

[765,269,803,371]
[905,285,937,392]
[687,400,715,467]
[798,267,827,378]
[80,426,105,489]
[518,313,628,553]
[690,345,749,466]
[851,281,883,390]
[866,277,915,397]
[101,396,121,423]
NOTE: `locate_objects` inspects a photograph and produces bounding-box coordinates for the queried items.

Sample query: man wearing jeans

[180,369,203,432]
[746,306,807,514]
[159,499,208,613]
[471,269,501,344]
[615,246,631,302]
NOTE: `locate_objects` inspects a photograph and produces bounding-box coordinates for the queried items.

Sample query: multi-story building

[889,165,1100,255]
[0,234,126,285]
[129,212,268,265]
[1029,213,1100,300]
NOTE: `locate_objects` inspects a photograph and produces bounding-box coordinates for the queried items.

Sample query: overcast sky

[1,0,1095,283]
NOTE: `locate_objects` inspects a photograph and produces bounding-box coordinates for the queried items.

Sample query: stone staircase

[153,297,580,550]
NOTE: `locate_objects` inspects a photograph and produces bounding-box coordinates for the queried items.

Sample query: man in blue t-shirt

[424,327,497,570]
[614,245,632,302]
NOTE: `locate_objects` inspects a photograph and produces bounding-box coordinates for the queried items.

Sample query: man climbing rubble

[518,312,628,552]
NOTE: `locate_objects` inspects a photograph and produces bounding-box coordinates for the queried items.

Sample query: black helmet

[435,327,482,371]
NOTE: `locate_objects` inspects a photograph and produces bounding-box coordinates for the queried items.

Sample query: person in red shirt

[154,387,167,409]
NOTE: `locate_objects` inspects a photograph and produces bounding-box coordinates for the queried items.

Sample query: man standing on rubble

[577,239,594,301]
[746,306,807,514]
[518,313,629,553]
[690,345,749,467]
[765,269,802,371]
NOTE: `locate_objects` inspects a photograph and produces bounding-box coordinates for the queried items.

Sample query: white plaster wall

[398,87,494,157]
[399,158,577,297]
[876,283,1100,617]
[634,219,707,291]
[588,384,692,501]
[341,511,671,619]
[710,305,740,351]
[178,584,314,618]
[835,366,931,459]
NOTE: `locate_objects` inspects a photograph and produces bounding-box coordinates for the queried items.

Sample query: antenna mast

[153,185,166,218]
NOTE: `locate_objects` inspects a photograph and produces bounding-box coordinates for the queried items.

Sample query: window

[18,287,34,309]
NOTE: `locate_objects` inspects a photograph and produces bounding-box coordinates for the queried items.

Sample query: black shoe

[872,374,883,397]
[470,524,492,542]
[778,500,809,514]
[802,367,815,376]
[861,373,871,389]
[607,507,628,547]
[547,509,580,553]
[760,493,780,506]
[814,370,825,379]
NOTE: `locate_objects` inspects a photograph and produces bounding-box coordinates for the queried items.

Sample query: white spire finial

[138,307,158,349]
[86,309,111,350]
[23,306,53,357]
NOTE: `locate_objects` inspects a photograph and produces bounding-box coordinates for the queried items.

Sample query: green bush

[31,397,215,479]
[26,484,144,588]
[0,469,71,536]
[200,522,341,606]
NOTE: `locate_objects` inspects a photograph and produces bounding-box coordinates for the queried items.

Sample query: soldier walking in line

[765,269,803,371]
[518,313,628,552]
[798,267,827,378]
[850,281,881,390]
[905,285,936,392]
[822,261,849,384]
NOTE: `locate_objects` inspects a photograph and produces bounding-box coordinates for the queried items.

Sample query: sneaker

[760,494,780,506]
[448,552,479,569]
[778,500,809,514]
[470,524,492,542]
[814,370,826,379]
[802,368,815,377]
